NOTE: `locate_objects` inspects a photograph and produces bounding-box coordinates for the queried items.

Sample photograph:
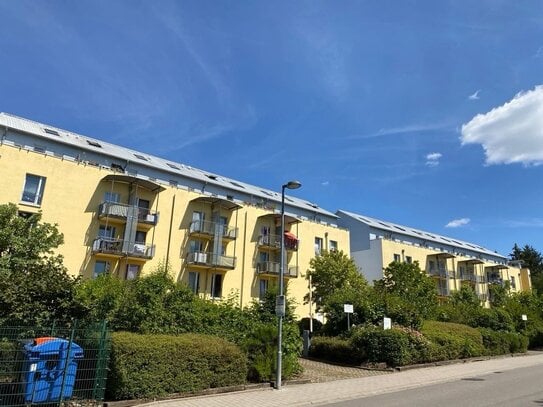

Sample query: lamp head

[284,180,302,190]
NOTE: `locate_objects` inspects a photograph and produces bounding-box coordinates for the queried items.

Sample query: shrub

[106,332,247,400]
[309,336,359,364]
[479,328,528,355]
[350,327,422,367]
[421,321,485,360]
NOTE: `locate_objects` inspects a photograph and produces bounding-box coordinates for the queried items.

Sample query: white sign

[383,317,392,330]
[522,314,528,321]
[344,304,353,313]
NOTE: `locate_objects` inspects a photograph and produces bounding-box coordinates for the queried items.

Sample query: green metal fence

[0,321,110,406]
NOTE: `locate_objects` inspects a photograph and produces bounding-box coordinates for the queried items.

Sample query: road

[324,363,543,407]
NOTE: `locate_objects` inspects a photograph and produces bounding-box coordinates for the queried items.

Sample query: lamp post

[276,180,301,390]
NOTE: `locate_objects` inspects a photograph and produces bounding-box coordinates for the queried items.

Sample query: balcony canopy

[101,174,165,192]
[284,231,298,240]
[460,259,485,265]
[435,252,455,259]
[258,212,301,225]
[190,196,241,211]
[486,264,509,270]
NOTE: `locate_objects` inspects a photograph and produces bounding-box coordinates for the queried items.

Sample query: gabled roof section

[0,112,337,219]
[337,209,506,260]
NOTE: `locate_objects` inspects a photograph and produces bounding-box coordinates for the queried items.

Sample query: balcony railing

[256,261,298,278]
[186,251,236,269]
[98,202,158,225]
[436,286,449,296]
[92,237,155,259]
[478,293,488,302]
[258,234,299,251]
[428,268,448,278]
[189,220,237,240]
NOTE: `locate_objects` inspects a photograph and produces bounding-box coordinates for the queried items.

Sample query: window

[167,163,180,170]
[86,140,102,148]
[259,279,269,301]
[21,174,46,205]
[429,260,436,271]
[405,256,413,264]
[99,225,116,239]
[44,128,60,136]
[211,273,223,299]
[190,211,205,233]
[135,230,147,244]
[189,240,204,253]
[188,271,200,294]
[329,240,338,252]
[510,276,516,289]
[126,264,140,280]
[315,237,323,255]
[133,153,148,161]
[104,191,120,203]
[393,253,401,262]
[93,260,110,278]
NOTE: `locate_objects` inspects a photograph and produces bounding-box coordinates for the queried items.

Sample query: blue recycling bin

[21,337,84,403]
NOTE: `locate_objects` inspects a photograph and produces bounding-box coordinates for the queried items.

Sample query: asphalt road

[324,363,543,407]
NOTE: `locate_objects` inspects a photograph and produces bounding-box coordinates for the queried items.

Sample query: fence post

[58,319,77,407]
[92,320,109,401]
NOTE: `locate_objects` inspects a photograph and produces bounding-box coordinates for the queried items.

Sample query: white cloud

[445,218,471,228]
[426,152,442,167]
[461,85,543,166]
[468,90,480,100]
[321,181,330,186]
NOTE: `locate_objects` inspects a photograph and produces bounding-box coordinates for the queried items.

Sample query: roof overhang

[190,196,241,211]
[101,174,165,192]
[487,264,509,270]
[436,252,456,259]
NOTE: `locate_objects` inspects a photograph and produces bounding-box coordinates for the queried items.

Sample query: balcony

[98,202,158,226]
[478,293,488,302]
[189,220,238,240]
[257,234,298,252]
[256,261,298,278]
[436,286,449,296]
[428,268,448,279]
[186,251,236,270]
[92,237,155,259]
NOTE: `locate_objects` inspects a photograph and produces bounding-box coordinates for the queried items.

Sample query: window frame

[21,173,47,206]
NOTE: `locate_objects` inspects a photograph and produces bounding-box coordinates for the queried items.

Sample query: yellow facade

[0,140,349,318]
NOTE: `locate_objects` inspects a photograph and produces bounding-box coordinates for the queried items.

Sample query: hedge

[421,321,485,360]
[309,336,359,365]
[106,332,247,400]
[478,328,528,355]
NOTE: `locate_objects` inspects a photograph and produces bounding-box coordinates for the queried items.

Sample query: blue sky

[1,1,543,256]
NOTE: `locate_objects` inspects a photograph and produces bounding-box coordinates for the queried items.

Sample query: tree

[510,243,543,294]
[306,250,368,312]
[374,261,437,328]
[0,203,83,325]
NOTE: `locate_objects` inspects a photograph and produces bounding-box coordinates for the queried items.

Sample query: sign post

[344,304,353,331]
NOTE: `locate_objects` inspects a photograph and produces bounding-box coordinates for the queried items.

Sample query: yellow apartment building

[0,113,349,318]
[336,210,531,304]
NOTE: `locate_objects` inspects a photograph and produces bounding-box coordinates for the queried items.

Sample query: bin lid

[24,337,83,358]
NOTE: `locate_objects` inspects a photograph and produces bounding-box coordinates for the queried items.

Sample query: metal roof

[337,209,507,260]
[0,112,337,219]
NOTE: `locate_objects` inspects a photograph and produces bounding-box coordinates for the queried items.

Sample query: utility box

[21,337,84,403]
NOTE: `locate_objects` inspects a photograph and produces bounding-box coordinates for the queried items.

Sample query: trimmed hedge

[106,332,247,400]
[309,336,359,365]
[478,328,528,355]
[421,321,485,360]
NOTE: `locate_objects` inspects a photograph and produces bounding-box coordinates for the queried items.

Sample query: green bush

[478,328,528,355]
[350,327,425,367]
[421,321,485,360]
[106,332,247,400]
[309,336,359,365]
[0,340,18,383]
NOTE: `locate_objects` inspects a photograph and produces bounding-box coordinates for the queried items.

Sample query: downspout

[165,195,175,270]
[239,210,247,308]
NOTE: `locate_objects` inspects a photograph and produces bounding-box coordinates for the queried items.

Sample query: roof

[337,209,507,260]
[0,112,337,219]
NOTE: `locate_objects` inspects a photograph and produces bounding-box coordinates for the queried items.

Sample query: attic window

[261,190,273,196]
[169,180,178,187]
[394,226,406,231]
[206,174,218,180]
[44,128,60,136]
[86,140,102,148]
[306,203,319,209]
[134,154,148,161]
[226,195,234,201]
[285,197,294,202]
[378,222,390,228]
[167,163,180,170]
[33,144,46,153]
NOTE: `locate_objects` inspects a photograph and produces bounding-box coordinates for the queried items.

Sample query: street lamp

[276,180,301,390]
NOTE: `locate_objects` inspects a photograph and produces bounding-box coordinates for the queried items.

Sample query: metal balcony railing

[98,202,158,225]
[436,287,449,296]
[189,220,238,239]
[258,234,298,251]
[186,251,236,269]
[256,261,298,278]
[428,268,448,278]
[92,237,155,259]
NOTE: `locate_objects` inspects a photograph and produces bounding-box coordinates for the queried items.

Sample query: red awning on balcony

[284,231,298,241]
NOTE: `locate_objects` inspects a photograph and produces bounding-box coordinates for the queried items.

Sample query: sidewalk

[141,353,543,407]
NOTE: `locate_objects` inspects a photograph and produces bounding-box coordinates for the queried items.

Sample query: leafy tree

[0,203,83,325]
[374,261,437,329]
[307,250,368,312]
[510,243,543,293]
